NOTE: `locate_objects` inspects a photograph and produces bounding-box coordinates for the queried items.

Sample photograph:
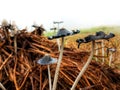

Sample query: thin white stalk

[0,82,6,90]
[95,43,98,61]
[14,29,17,55]
[57,39,61,51]
[101,40,105,63]
[52,37,64,90]
[48,65,52,90]
[71,41,95,90]
[109,52,113,66]
[14,35,17,54]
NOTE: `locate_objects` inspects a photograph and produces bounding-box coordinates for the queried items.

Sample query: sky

[0,0,120,30]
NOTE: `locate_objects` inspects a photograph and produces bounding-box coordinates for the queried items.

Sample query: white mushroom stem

[95,43,99,61]
[0,82,6,90]
[109,51,113,66]
[52,37,64,90]
[71,41,95,90]
[14,29,17,55]
[48,65,52,90]
[101,40,105,63]
[57,39,61,51]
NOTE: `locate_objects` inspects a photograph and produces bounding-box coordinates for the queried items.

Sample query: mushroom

[71,38,95,90]
[37,54,57,90]
[48,28,80,90]
[71,32,115,90]
[32,24,45,35]
[0,82,6,90]
[107,48,116,66]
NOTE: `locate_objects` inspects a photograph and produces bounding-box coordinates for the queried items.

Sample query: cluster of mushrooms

[36,28,115,90]
[71,31,115,90]
[0,20,116,90]
[37,28,80,90]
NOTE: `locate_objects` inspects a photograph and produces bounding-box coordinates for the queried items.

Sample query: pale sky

[0,0,120,30]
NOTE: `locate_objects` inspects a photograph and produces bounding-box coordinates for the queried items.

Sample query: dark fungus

[48,28,80,40]
[76,31,115,48]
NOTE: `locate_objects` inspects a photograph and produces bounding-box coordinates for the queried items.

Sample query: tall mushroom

[37,54,57,90]
[48,28,80,90]
[71,32,115,90]
[71,36,95,90]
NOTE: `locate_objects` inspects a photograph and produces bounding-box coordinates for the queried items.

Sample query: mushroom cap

[48,28,80,40]
[56,28,72,37]
[76,39,85,48]
[95,31,106,40]
[76,39,84,43]
[104,33,115,39]
[37,54,57,65]
[84,35,95,42]
[96,31,106,37]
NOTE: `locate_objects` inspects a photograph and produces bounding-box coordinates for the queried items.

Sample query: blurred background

[0,0,120,31]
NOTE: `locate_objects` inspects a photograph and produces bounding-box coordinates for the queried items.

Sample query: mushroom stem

[71,41,95,90]
[52,37,64,90]
[14,29,17,55]
[48,65,52,90]
[0,82,6,90]
[57,39,61,51]
[95,43,98,61]
[109,51,113,66]
[101,40,105,63]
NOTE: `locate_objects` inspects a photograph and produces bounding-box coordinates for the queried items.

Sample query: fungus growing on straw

[71,31,115,90]
[71,35,95,90]
[37,54,57,90]
[48,28,80,90]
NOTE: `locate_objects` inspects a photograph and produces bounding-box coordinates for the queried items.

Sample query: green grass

[44,31,56,36]
[80,26,120,34]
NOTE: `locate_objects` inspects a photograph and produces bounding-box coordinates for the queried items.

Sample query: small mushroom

[32,24,45,35]
[76,39,84,48]
[48,28,80,90]
[76,35,96,48]
[37,54,57,90]
[107,48,116,66]
[71,40,95,90]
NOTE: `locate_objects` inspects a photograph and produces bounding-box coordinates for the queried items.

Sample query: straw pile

[0,27,120,90]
